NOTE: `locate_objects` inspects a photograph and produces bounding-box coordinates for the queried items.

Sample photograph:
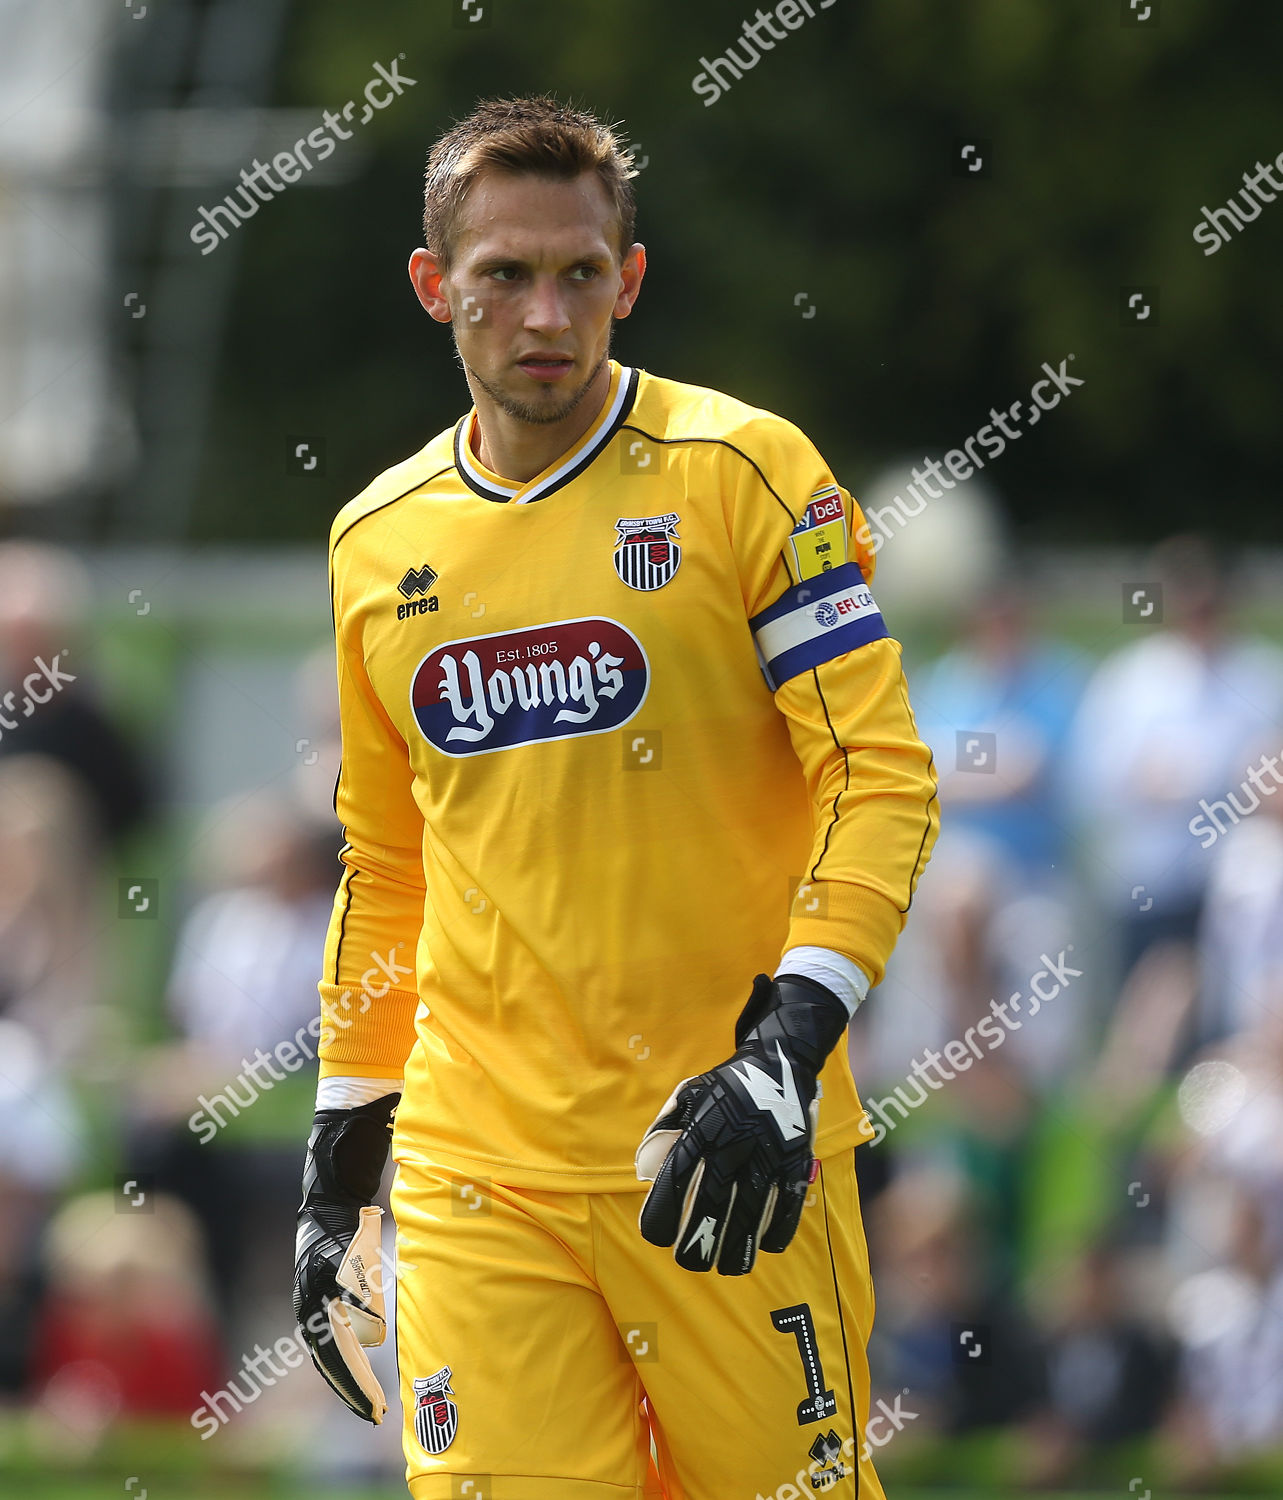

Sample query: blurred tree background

[97,0,1283,548]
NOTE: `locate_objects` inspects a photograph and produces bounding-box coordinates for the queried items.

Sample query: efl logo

[411,617,649,756]
[813,585,877,629]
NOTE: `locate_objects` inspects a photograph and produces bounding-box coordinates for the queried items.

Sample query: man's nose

[524,276,571,335]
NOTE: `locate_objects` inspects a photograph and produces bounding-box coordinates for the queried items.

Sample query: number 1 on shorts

[771,1303,837,1424]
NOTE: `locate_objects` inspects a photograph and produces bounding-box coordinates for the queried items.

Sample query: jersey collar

[453,360,639,505]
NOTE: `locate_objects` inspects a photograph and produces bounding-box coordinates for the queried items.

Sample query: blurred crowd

[1,532,1281,1487]
[854,533,1283,1487]
[0,538,388,1476]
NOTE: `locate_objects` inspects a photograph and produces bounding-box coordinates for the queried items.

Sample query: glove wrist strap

[744,973,850,1073]
[301,1092,398,1210]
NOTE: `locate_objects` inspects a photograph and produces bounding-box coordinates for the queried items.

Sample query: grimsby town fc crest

[413,1367,458,1453]
[613,512,681,591]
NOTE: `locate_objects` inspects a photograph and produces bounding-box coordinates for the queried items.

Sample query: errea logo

[398,563,440,620]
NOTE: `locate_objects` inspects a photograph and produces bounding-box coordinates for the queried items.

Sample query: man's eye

[569,265,599,281]
[489,268,519,282]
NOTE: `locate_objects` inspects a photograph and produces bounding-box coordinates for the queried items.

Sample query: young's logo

[410,617,649,757]
[613,512,681,591]
[413,1367,458,1453]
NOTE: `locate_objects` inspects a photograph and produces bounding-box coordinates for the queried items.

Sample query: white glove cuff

[775,946,870,1018]
[316,1075,404,1110]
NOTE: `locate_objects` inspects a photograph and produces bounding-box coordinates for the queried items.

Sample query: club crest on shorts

[413,1366,458,1453]
[613,512,681,591]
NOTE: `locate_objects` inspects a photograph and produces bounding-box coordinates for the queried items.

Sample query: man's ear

[409,248,451,322]
[613,242,646,321]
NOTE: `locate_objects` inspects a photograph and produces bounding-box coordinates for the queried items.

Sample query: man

[294,93,938,1500]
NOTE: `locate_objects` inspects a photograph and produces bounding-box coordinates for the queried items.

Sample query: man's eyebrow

[467,249,613,270]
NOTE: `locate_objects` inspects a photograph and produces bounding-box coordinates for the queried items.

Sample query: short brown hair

[422,94,639,270]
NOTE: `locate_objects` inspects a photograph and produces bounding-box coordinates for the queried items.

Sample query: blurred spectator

[1084,937,1203,1128]
[126,793,340,1325]
[1197,731,1283,1047]
[1164,1186,1283,1481]
[1161,1018,1283,1279]
[937,1015,1042,1290]
[0,541,152,847]
[858,576,1086,1111]
[1026,1240,1179,1485]
[1124,1014,1283,1478]
[914,577,1087,881]
[289,640,343,830]
[0,752,102,1065]
[0,753,94,1399]
[165,792,341,1060]
[1067,535,1283,998]
[27,1190,222,1450]
[866,1167,1049,1437]
[0,1017,81,1398]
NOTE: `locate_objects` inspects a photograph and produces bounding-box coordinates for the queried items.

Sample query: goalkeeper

[294,93,938,1500]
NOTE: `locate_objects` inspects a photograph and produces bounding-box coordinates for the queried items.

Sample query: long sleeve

[771,635,939,986]
[316,546,427,1079]
[728,414,940,988]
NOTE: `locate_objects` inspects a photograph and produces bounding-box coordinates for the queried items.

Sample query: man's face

[411,169,644,425]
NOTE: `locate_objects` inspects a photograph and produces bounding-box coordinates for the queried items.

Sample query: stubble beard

[456,333,612,427]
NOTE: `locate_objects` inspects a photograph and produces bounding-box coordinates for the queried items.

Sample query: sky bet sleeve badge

[413,1366,459,1453]
[613,512,681,591]
[789,486,848,581]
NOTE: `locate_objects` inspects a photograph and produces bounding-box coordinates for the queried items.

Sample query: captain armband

[749,561,888,692]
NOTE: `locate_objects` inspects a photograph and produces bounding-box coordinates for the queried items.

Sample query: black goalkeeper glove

[293,1092,398,1423]
[635,972,849,1276]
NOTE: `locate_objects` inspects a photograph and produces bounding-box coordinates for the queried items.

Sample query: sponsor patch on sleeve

[750,561,887,691]
[788,485,849,581]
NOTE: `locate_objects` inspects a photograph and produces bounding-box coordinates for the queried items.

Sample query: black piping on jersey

[808,666,851,897]
[808,660,938,917]
[330,465,454,556]
[895,674,939,913]
[327,563,341,821]
[331,857,355,987]
[326,559,352,988]
[617,425,803,617]
[454,364,641,503]
[818,1157,860,1496]
[617,425,803,530]
[327,464,452,985]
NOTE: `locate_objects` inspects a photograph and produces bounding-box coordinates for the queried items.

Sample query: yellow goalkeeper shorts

[389,1149,886,1500]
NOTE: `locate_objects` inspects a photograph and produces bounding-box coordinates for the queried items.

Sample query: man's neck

[468,359,614,485]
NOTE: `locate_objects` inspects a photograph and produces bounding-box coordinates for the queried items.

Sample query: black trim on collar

[452,365,640,505]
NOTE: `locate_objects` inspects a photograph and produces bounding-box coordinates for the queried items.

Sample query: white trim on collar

[454,365,637,505]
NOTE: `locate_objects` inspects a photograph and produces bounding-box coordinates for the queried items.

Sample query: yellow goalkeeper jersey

[318,359,938,1191]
